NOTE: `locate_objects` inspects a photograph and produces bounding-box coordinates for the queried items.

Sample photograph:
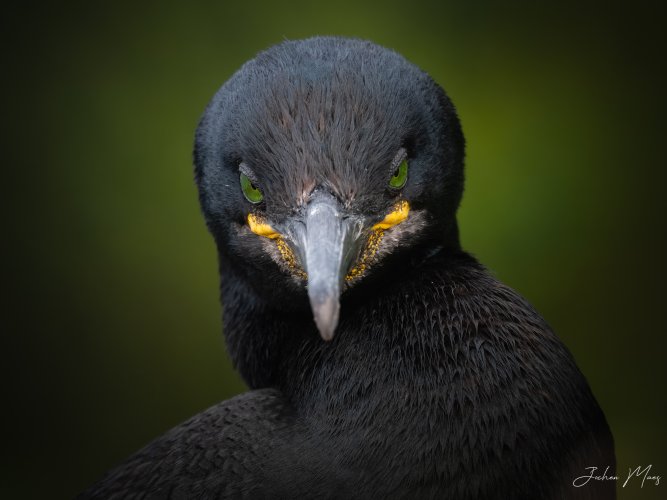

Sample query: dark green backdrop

[4,1,666,499]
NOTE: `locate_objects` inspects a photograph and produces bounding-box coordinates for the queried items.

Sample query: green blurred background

[3,1,665,498]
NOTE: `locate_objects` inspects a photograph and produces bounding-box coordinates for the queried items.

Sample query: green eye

[389,158,408,189]
[240,172,264,203]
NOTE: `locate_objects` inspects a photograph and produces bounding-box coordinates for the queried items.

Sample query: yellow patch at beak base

[247,214,281,239]
[371,200,410,230]
[346,201,410,281]
[247,213,305,278]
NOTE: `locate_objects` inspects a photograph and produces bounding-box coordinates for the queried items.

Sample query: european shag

[81,37,615,499]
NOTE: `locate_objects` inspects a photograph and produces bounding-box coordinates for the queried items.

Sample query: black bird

[81,37,615,499]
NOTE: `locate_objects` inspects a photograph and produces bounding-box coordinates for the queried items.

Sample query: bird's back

[78,389,297,499]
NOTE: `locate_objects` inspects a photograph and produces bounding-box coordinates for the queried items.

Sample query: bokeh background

[3,1,665,498]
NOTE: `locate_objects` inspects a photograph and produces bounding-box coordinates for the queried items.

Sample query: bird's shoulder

[411,255,585,385]
[78,388,293,499]
[373,252,557,343]
[413,256,616,497]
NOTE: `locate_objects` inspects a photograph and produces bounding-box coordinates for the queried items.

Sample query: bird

[80,37,615,499]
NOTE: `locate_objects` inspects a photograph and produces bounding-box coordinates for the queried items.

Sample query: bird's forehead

[230,68,414,207]
[246,68,407,144]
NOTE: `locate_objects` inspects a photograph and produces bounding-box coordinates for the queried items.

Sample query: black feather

[80,36,615,500]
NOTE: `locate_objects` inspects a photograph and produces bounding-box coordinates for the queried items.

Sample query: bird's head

[195,37,464,341]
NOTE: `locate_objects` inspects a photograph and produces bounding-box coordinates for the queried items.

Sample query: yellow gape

[346,200,410,281]
[371,200,410,230]
[247,214,280,239]
[247,214,306,278]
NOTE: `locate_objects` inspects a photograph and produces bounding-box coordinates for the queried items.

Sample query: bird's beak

[288,192,362,341]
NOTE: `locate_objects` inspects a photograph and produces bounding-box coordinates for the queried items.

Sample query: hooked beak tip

[291,191,359,342]
[311,295,340,342]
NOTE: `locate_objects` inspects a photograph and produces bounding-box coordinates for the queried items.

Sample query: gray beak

[288,192,362,341]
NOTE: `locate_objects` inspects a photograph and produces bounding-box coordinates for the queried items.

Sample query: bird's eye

[240,172,264,203]
[389,158,408,189]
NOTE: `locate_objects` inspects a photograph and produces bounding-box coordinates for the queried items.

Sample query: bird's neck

[219,241,476,415]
